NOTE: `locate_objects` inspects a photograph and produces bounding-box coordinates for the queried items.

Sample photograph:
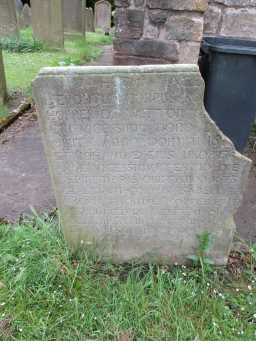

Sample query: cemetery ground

[0,25,256,341]
[0,213,255,340]
[0,27,112,121]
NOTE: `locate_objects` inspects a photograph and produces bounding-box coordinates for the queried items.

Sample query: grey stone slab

[63,0,85,35]
[18,4,31,29]
[85,7,95,32]
[31,0,64,48]
[0,50,7,104]
[33,65,251,265]
[95,0,111,33]
[0,0,18,38]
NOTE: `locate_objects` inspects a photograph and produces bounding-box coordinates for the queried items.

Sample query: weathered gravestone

[0,0,18,38]
[31,0,64,48]
[95,0,111,33]
[0,50,7,104]
[63,0,85,35]
[33,65,251,265]
[18,4,31,29]
[85,7,95,32]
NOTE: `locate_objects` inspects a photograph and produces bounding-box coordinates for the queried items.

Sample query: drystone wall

[114,0,208,64]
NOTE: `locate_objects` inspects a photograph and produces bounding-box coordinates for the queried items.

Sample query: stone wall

[114,0,208,64]
[204,0,256,38]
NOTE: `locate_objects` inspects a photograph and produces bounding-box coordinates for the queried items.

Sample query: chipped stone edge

[32,64,252,264]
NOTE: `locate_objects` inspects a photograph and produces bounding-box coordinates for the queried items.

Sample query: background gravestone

[33,65,251,265]
[95,0,111,33]
[63,0,85,35]
[0,0,18,38]
[0,50,7,104]
[85,7,95,32]
[31,0,64,48]
[18,4,31,29]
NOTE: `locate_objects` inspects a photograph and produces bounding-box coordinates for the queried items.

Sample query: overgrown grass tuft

[0,29,43,53]
[0,215,255,340]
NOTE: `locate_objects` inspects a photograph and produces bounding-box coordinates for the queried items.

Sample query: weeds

[188,232,214,279]
[0,31,43,53]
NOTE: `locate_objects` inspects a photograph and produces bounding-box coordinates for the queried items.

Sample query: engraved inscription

[33,65,251,264]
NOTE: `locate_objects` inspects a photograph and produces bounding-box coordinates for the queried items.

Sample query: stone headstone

[31,0,64,49]
[33,65,251,265]
[0,50,7,104]
[95,0,111,33]
[0,0,18,38]
[18,4,31,29]
[16,0,23,14]
[63,0,85,35]
[85,7,95,32]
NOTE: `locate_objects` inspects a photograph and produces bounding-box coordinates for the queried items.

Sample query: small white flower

[0,302,6,306]
[253,313,256,318]
[19,328,23,332]
[174,262,178,266]
[248,285,252,291]
[241,307,245,311]
[236,288,240,292]
[80,240,84,244]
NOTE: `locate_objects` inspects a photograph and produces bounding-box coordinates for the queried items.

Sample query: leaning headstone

[33,65,251,265]
[0,50,7,104]
[95,0,111,33]
[63,0,85,35]
[31,0,64,48]
[0,0,18,38]
[18,4,31,29]
[85,7,95,32]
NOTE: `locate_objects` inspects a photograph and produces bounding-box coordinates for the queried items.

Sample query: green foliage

[0,104,8,119]
[0,29,43,53]
[0,216,255,340]
[188,232,214,277]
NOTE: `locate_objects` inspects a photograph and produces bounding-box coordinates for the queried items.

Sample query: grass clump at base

[0,215,255,341]
[3,28,112,95]
[0,104,8,119]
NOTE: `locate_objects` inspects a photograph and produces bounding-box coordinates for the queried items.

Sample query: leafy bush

[0,35,43,53]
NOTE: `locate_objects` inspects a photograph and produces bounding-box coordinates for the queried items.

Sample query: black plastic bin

[200,36,256,152]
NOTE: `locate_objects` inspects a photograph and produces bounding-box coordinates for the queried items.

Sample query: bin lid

[202,36,256,55]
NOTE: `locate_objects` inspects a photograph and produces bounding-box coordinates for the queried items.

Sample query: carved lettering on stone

[33,65,251,265]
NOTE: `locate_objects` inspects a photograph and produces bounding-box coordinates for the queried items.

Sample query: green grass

[0,215,255,340]
[2,28,112,95]
[0,104,8,119]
